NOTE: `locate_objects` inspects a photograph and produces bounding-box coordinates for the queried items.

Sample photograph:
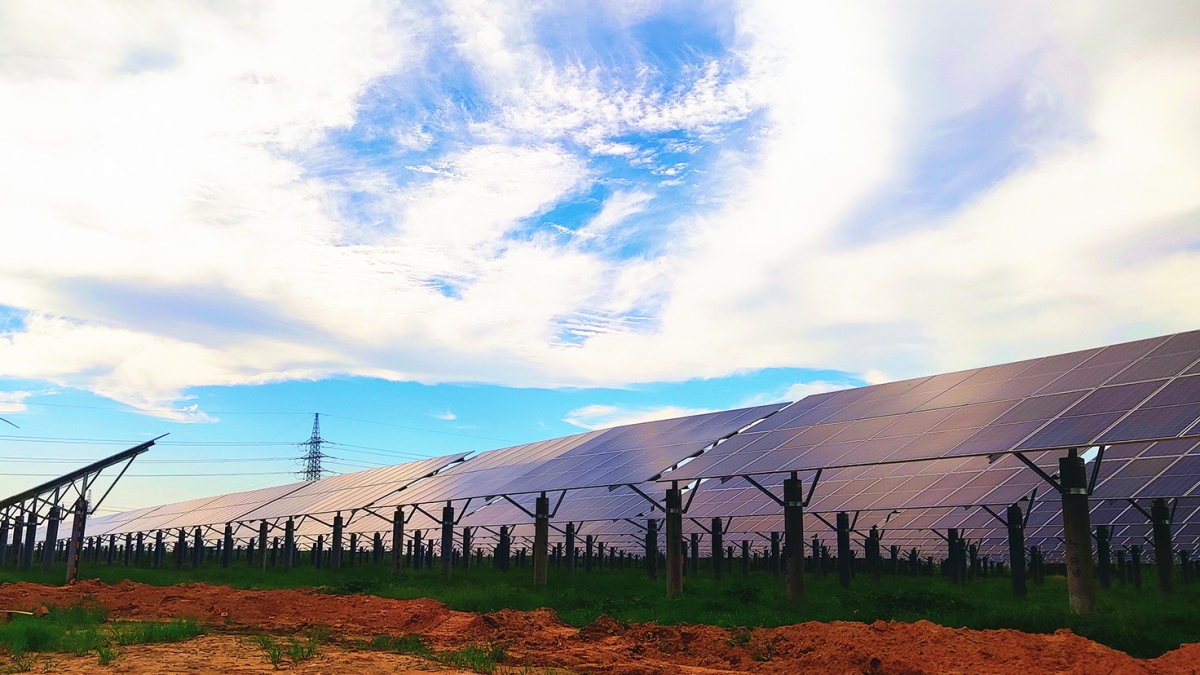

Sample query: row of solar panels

[76,330,1200,560]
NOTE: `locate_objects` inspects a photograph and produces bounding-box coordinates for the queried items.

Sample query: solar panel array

[669,332,1200,481]
[60,330,1200,563]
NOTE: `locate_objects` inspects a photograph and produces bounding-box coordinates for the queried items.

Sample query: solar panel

[237,453,469,521]
[670,331,1200,481]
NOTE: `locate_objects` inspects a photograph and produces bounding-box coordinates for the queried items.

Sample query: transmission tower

[300,413,327,481]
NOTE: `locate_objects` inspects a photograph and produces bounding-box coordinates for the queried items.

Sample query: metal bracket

[1087,446,1106,496]
[1023,488,1038,528]
[626,484,664,512]
[850,510,860,531]
[623,518,648,533]
[811,512,836,532]
[689,517,712,535]
[551,490,567,518]
[805,468,823,507]
[1014,452,1063,494]
[1126,498,1153,522]
[1171,496,1179,522]
[979,505,1008,527]
[89,456,138,514]
[454,498,473,525]
[930,528,948,543]
[741,475,784,506]
[682,481,700,515]
[411,503,441,524]
[501,494,537,520]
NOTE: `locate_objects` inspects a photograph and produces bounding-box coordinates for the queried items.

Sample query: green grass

[355,633,506,673]
[0,602,203,668]
[5,561,1199,658]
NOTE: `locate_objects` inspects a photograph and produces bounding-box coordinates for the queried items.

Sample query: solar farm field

[4,331,1200,673]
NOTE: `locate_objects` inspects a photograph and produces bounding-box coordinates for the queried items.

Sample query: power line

[10,401,514,442]
[320,413,515,443]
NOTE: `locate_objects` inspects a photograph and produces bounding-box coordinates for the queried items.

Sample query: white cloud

[783,381,855,402]
[579,190,653,238]
[0,1,1198,417]
[0,390,35,415]
[433,408,457,421]
[563,404,715,430]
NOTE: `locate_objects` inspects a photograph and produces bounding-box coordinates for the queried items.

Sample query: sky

[1,1,1199,512]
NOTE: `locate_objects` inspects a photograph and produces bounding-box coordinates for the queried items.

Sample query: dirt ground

[1,579,1199,674]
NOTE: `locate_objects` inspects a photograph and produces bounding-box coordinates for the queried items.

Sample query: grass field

[2,561,1197,658]
[0,602,203,669]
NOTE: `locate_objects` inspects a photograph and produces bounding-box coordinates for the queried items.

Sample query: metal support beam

[665,486,683,597]
[441,503,454,581]
[1060,449,1096,614]
[1151,498,1173,594]
[533,494,549,589]
[784,474,805,605]
[836,511,851,589]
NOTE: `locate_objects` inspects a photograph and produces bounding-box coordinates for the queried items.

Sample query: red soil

[1,579,1197,674]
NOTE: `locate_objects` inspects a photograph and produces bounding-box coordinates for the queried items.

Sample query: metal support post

[284,519,296,569]
[1131,545,1142,589]
[331,513,344,570]
[565,522,576,573]
[21,513,36,570]
[1060,449,1096,613]
[1096,524,1111,589]
[348,533,357,568]
[782,475,801,600]
[947,529,961,583]
[1151,498,1173,594]
[1007,503,1026,598]
[154,531,164,568]
[391,509,403,572]
[441,503,454,581]
[222,524,233,568]
[534,494,549,589]
[42,507,60,571]
[191,528,203,569]
[65,498,87,584]
[645,518,658,580]
[712,517,723,581]
[462,527,472,570]
[770,531,780,577]
[836,511,851,589]
[690,532,699,576]
[258,521,269,570]
[665,486,682,597]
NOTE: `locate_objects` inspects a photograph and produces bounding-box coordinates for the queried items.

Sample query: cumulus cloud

[0,0,1198,417]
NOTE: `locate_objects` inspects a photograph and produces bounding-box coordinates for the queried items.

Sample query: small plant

[285,635,320,664]
[95,644,120,666]
[437,642,508,674]
[3,653,34,674]
[255,635,284,669]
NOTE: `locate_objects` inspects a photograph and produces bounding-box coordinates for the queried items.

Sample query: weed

[94,644,119,666]
[436,642,507,674]
[286,636,320,664]
[255,635,284,669]
[2,653,34,674]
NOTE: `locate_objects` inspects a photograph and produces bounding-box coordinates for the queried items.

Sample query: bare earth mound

[1,580,1197,674]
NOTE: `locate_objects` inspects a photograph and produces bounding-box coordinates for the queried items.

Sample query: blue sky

[1,1,1199,510]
